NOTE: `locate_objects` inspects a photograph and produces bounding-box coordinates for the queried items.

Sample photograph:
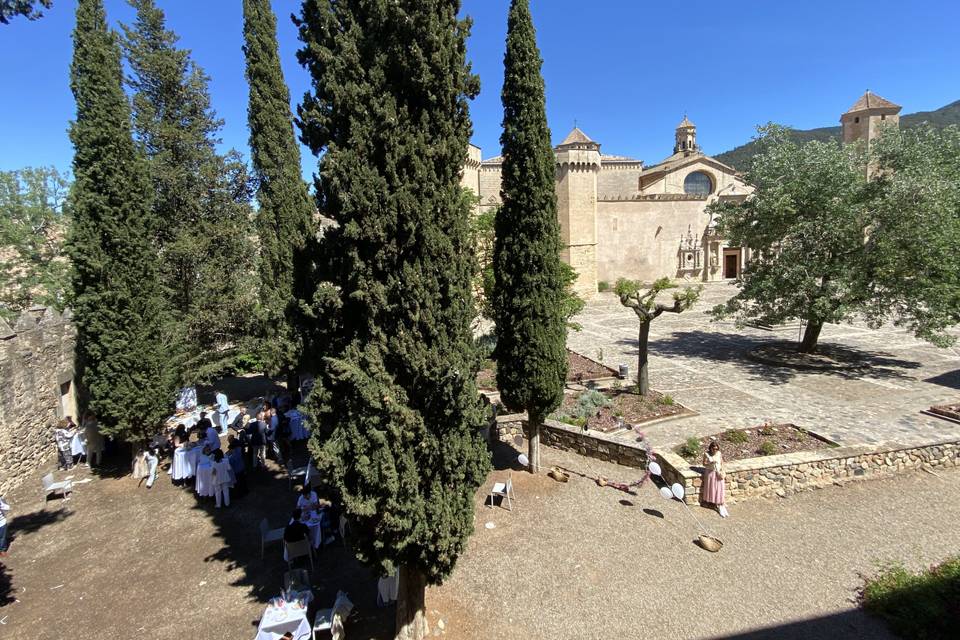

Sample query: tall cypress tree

[492,0,567,473]
[296,2,490,638]
[242,0,316,381]
[67,0,170,441]
[122,0,258,383]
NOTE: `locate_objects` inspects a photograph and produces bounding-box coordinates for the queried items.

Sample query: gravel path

[428,445,960,640]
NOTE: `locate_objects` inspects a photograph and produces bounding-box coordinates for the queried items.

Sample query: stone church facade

[461,92,899,299]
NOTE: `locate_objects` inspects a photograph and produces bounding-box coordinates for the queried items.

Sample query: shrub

[559,414,588,428]
[597,280,610,292]
[862,556,960,640]
[757,440,778,456]
[678,436,702,458]
[475,331,497,360]
[759,423,776,436]
[724,429,749,444]
[573,389,612,420]
[661,394,675,406]
[611,379,622,391]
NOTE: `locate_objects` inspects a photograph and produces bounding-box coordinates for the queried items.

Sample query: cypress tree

[242,0,316,381]
[122,0,258,383]
[492,0,567,473]
[66,0,170,441]
[296,2,490,637]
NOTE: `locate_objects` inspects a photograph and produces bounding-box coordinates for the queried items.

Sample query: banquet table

[170,446,203,480]
[70,432,86,457]
[195,458,215,496]
[254,594,312,640]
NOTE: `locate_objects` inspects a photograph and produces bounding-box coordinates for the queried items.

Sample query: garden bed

[476,349,619,391]
[553,388,688,433]
[675,423,834,462]
[927,402,960,422]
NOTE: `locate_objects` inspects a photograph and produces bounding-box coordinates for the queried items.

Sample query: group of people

[283,481,338,555]
[53,411,105,470]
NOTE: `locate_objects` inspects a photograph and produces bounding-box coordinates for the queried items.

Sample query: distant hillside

[714,99,960,172]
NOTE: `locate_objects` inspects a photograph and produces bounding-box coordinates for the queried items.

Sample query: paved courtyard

[567,282,960,448]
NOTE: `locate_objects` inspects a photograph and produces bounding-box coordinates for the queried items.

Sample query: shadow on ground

[708,607,893,640]
[616,330,922,386]
[925,369,960,390]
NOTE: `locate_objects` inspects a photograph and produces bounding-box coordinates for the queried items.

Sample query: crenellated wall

[0,306,77,495]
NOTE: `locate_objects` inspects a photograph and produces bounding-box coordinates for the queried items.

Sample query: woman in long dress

[700,441,729,517]
[82,411,105,466]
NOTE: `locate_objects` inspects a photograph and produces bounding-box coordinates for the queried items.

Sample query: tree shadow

[618,331,923,387]
[707,607,895,639]
[489,436,527,472]
[0,561,11,607]
[924,369,960,390]
[195,375,285,407]
[190,441,393,639]
[8,508,72,538]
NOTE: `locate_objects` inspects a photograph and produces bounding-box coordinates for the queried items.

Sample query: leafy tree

[296,2,490,638]
[0,0,51,24]
[67,0,170,441]
[615,277,700,395]
[0,167,71,320]
[492,0,567,473]
[242,0,316,383]
[710,124,960,353]
[122,0,258,383]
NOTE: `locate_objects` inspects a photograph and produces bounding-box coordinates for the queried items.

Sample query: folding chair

[41,473,73,507]
[285,537,314,571]
[259,517,284,559]
[313,590,353,640]
[490,470,514,510]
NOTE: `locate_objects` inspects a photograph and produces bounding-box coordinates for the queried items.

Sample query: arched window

[683,171,713,196]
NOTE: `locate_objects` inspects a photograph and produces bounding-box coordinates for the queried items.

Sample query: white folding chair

[313,590,353,640]
[285,537,314,571]
[490,470,514,511]
[41,473,73,507]
[259,517,284,558]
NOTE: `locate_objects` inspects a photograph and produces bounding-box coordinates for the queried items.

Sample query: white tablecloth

[70,433,86,457]
[288,410,309,441]
[378,572,399,604]
[254,600,311,640]
[195,460,215,496]
[170,446,203,480]
[304,516,323,549]
[168,411,200,431]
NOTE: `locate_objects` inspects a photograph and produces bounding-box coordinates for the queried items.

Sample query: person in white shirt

[0,495,10,556]
[205,422,222,452]
[211,449,233,508]
[214,390,230,434]
[297,485,320,514]
[143,449,159,489]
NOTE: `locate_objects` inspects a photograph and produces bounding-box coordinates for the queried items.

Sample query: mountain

[714,99,960,172]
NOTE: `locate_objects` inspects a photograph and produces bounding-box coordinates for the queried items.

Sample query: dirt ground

[0,441,394,639]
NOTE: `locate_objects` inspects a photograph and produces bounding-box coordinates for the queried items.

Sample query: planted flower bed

[928,402,960,422]
[476,349,618,391]
[552,387,688,433]
[675,423,833,462]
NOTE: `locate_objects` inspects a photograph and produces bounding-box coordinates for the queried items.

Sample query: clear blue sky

[1,0,958,180]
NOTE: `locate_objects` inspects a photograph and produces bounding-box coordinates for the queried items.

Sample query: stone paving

[567,282,960,448]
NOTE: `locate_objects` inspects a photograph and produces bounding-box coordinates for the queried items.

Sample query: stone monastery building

[460,91,900,299]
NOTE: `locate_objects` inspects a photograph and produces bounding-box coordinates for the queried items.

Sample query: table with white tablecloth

[170,445,203,480]
[254,595,312,640]
[70,432,86,457]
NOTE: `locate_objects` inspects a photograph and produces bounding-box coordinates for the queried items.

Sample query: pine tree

[66,0,170,441]
[122,0,257,383]
[492,0,567,473]
[296,2,490,638]
[243,0,316,381]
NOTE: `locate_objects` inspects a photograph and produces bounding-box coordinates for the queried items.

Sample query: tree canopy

[0,0,51,24]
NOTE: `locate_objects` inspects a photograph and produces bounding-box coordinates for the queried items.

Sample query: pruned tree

[296,2,490,638]
[615,277,701,395]
[67,0,171,441]
[492,0,567,473]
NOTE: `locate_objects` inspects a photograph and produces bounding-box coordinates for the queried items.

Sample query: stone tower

[555,127,600,299]
[840,91,901,147]
[674,115,699,155]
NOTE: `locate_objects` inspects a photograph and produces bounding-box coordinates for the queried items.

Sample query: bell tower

[840,91,901,147]
[674,115,698,155]
[555,127,600,299]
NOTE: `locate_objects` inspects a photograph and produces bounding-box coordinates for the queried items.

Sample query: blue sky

[1,0,958,180]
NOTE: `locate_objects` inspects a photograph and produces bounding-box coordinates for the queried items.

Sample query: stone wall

[0,307,76,495]
[493,414,650,468]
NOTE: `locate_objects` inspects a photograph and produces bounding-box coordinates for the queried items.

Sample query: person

[82,410,105,466]
[700,441,729,518]
[297,485,320,515]
[215,389,230,434]
[244,415,264,470]
[195,411,213,439]
[172,422,189,447]
[0,495,10,556]
[211,449,233,508]
[226,439,247,498]
[54,419,75,470]
[283,508,310,561]
[143,448,159,489]
[205,418,222,453]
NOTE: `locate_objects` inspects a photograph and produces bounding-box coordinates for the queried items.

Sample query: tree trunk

[527,415,541,473]
[637,321,650,396]
[285,369,299,397]
[799,320,823,354]
[395,565,429,640]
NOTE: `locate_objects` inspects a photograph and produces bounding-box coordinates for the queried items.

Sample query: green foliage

[0,0,51,24]
[678,437,702,459]
[597,280,610,292]
[558,414,588,428]
[122,0,258,385]
[661,394,675,406]
[710,124,960,353]
[296,0,490,594]
[862,556,960,640]
[474,331,497,361]
[723,428,749,444]
[572,389,611,420]
[492,0,569,431]
[757,440,778,456]
[0,167,71,321]
[759,423,775,436]
[67,0,171,442]
[243,0,317,376]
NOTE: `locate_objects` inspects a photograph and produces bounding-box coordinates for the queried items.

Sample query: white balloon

[517,453,529,467]
[671,483,685,500]
[658,486,673,500]
[648,462,662,477]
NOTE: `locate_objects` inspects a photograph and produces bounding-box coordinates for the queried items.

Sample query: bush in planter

[724,428,749,444]
[757,440,779,456]
[678,436,702,458]
[573,389,611,420]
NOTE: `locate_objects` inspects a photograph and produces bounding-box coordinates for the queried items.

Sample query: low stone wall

[658,440,960,504]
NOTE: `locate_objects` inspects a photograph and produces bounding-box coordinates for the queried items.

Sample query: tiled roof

[677,115,695,129]
[558,127,595,145]
[845,91,901,113]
